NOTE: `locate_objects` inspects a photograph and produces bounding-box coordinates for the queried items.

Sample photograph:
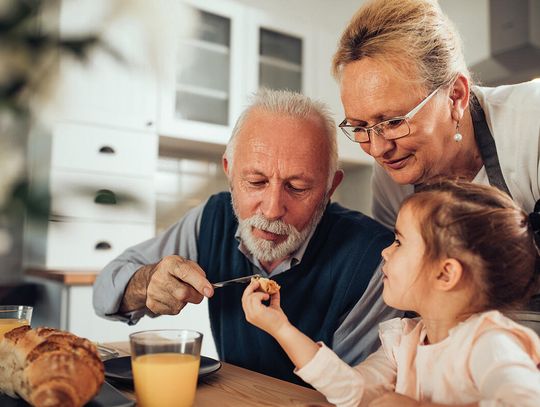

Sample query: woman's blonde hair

[332,0,471,90]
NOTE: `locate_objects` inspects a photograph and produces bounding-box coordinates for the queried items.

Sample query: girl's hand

[242,280,289,337]
[369,393,422,407]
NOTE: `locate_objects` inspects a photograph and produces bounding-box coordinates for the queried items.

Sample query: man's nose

[368,130,395,158]
[261,184,286,221]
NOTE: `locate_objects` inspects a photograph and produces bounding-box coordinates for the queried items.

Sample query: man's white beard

[232,194,328,263]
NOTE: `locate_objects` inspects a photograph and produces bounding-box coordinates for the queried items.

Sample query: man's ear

[222,155,230,177]
[449,73,470,122]
[327,169,344,198]
[434,258,463,291]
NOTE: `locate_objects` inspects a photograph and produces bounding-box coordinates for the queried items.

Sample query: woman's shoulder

[473,82,540,110]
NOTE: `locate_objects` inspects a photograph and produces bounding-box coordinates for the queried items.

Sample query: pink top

[296,310,540,407]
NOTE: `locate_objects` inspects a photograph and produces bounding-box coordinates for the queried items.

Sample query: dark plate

[0,381,134,407]
[104,355,221,384]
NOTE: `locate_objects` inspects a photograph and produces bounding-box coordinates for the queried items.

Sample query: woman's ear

[434,258,463,291]
[449,73,470,122]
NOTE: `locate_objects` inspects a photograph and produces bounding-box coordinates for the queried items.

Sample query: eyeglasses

[338,86,441,144]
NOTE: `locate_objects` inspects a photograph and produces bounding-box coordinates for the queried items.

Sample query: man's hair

[332,0,471,91]
[403,180,539,311]
[224,88,338,190]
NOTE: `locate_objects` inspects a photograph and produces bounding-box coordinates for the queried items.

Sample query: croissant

[0,326,104,407]
[252,276,281,295]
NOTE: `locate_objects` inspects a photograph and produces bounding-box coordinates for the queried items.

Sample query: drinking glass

[130,329,203,407]
[0,305,32,338]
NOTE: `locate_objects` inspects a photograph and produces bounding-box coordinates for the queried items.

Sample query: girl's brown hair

[403,180,539,311]
[332,0,470,90]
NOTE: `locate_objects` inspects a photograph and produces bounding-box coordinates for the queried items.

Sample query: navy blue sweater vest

[197,192,392,385]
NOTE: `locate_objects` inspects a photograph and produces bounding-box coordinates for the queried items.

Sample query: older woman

[333,0,540,231]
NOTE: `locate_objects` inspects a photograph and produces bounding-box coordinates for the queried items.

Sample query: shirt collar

[234,223,318,277]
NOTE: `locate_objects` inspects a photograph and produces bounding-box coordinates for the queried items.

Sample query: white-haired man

[93,89,398,385]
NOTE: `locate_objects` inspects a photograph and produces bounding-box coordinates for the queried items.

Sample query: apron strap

[470,93,512,197]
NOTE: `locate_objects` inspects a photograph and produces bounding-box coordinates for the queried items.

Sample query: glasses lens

[341,127,369,143]
[378,119,410,140]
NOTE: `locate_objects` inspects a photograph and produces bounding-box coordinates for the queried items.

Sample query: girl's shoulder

[378,317,423,360]
[454,310,540,361]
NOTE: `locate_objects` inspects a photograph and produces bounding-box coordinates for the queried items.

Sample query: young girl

[242,180,540,407]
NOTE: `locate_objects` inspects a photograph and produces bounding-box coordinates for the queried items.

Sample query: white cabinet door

[55,0,158,132]
[245,9,316,98]
[158,0,246,145]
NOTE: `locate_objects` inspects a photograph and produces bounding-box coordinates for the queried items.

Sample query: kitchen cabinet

[158,0,246,145]
[55,0,158,132]
[24,123,157,270]
[158,0,315,146]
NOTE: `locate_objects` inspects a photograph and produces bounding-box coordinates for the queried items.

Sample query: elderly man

[93,89,397,385]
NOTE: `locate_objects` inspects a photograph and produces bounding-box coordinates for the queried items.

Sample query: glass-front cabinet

[176,10,231,126]
[158,0,245,144]
[258,28,303,92]
[158,0,314,146]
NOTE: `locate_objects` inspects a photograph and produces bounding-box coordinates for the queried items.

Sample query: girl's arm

[242,281,397,407]
[241,280,319,368]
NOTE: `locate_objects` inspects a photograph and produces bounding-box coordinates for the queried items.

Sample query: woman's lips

[384,155,412,170]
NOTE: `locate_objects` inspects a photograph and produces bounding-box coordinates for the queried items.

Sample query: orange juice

[0,319,29,338]
[132,353,200,407]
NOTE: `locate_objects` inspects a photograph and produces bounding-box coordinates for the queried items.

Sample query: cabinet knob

[95,241,112,250]
[146,121,154,128]
[94,189,117,205]
[98,146,115,154]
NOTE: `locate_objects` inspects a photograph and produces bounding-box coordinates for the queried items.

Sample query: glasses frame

[339,86,441,144]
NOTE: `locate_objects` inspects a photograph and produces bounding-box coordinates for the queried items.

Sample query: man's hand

[241,280,289,337]
[120,255,214,315]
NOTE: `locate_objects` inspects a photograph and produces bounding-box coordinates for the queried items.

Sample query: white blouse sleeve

[470,329,540,407]
[295,343,396,407]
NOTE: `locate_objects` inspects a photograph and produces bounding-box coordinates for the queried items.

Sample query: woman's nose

[368,132,395,158]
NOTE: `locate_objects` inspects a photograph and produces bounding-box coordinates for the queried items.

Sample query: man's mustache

[244,214,297,236]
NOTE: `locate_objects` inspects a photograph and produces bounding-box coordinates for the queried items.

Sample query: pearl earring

[453,121,463,142]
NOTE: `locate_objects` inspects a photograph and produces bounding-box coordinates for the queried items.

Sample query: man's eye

[287,184,307,193]
[248,181,266,187]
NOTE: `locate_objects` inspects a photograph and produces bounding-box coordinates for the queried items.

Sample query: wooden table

[106,342,333,407]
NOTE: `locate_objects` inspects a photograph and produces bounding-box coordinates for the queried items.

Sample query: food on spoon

[0,326,104,407]
[252,276,281,295]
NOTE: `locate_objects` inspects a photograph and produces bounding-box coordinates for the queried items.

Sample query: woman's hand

[369,393,421,407]
[242,280,289,337]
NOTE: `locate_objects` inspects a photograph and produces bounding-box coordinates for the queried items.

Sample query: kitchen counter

[25,267,98,286]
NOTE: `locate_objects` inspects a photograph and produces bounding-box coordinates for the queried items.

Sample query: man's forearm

[119,264,156,313]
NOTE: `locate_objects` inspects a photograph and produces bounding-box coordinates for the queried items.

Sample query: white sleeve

[295,343,396,407]
[470,330,540,407]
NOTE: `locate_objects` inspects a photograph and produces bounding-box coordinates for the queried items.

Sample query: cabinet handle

[146,121,153,128]
[95,241,112,250]
[94,189,117,205]
[98,146,115,154]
